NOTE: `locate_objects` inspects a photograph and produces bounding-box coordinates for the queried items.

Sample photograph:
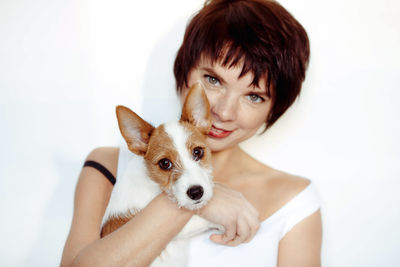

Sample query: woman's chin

[206,137,236,153]
[206,130,257,153]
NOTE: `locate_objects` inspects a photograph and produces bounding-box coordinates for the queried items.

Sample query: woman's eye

[205,75,220,86]
[158,158,173,170]
[247,94,264,103]
[192,147,204,161]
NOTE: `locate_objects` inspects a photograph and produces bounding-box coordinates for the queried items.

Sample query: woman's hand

[198,182,260,246]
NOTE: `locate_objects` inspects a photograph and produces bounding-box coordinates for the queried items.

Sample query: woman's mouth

[208,125,233,139]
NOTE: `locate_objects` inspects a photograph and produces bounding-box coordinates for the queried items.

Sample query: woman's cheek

[239,106,268,129]
[204,88,221,107]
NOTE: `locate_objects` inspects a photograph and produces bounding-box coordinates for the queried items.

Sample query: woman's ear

[116,105,154,156]
[180,82,212,135]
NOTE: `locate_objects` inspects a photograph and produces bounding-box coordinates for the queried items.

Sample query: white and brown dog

[101,83,221,266]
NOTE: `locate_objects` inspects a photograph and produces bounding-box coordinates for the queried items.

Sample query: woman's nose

[211,94,237,122]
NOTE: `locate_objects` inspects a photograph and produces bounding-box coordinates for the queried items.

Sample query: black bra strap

[83,160,116,186]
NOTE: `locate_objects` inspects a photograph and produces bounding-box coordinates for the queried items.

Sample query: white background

[0,0,399,266]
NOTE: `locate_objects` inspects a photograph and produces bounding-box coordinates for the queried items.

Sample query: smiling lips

[208,125,233,138]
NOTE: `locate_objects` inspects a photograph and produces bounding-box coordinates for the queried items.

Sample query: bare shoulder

[237,151,311,221]
[61,146,120,266]
[260,169,310,221]
[75,146,120,219]
[267,170,311,204]
[86,146,120,177]
[236,152,321,266]
[276,173,322,266]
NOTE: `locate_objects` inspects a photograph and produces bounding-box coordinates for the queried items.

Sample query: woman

[61,0,322,266]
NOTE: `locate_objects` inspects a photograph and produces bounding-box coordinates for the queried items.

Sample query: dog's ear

[180,82,212,135]
[116,105,154,156]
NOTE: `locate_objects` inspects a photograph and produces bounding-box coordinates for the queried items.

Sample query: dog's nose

[187,185,204,200]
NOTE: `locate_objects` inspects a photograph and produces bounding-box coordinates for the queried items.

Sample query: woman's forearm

[70,193,193,267]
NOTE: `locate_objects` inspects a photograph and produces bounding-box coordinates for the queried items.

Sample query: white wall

[0,0,399,266]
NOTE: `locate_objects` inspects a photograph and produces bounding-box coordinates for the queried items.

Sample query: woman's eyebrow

[201,67,227,84]
[247,83,268,95]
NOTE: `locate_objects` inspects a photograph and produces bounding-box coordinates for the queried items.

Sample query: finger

[209,234,224,244]
[221,222,237,243]
[243,215,260,243]
[249,204,260,219]
[225,234,244,247]
[210,222,236,244]
[234,216,250,244]
[223,217,248,246]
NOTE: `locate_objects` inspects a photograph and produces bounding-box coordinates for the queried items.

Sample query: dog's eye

[158,158,173,170]
[192,147,204,161]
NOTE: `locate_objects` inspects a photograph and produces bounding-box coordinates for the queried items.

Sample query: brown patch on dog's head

[181,121,212,170]
[144,125,183,189]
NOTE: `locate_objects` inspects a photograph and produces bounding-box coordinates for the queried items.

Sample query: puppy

[101,83,221,266]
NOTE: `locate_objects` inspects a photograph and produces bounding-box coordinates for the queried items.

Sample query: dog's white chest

[102,155,162,224]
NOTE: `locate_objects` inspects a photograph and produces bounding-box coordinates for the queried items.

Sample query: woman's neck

[211,145,243,182]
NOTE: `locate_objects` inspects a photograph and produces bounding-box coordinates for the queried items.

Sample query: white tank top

[117,146,321,267]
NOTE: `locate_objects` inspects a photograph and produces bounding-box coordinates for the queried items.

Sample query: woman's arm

[60,147,194,267]
[68,193,193,267]
[61,147,261,266]
[277,210,322,267]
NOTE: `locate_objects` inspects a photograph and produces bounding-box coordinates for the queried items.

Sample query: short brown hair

[174,0,310,129]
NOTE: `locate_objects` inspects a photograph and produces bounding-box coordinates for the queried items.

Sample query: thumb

[209,234,225,244]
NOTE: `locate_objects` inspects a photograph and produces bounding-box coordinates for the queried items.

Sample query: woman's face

[181,59,272,152]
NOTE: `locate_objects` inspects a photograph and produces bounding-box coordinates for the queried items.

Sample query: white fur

[164,122,214,210]
[102,121,222,267]
[101,153,161,226]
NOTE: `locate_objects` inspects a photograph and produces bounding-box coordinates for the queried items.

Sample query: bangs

[178,0,277,96]
[202,43,272,96]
